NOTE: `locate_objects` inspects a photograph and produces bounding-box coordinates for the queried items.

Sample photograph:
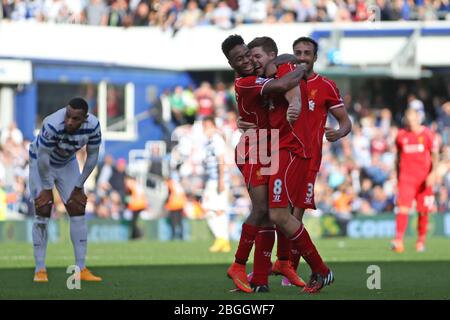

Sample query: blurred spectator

[165,176,187,240]
[195,82,215,118]
[1,0,449,32]
[0,121,23,146]
[109,158,127,202]
[132,0,149,26]
[125,175,148,239]
[85,0,108,25]
[97,154,114,187]
[107,0,130,27]
[212,1,233,29]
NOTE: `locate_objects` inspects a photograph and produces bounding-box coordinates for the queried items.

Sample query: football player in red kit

[392,107,439,253]
[244,36,336,293]
[239,37,351,293]
[221,34,306,293]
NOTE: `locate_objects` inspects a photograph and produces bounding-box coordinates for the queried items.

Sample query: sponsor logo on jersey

[403,144,425,153]
[255,77,267,85]
[308,100,315,111]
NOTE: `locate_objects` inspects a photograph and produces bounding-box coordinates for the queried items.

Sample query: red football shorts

[299,170,318,210]
[268,149,311,209]
[397,179,434,213]
[237,162,269,189]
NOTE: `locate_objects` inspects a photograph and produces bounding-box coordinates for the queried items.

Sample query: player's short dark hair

[247,37,278,56]
[203,115,216,126]
[68,97,89,114]
[292,37,318,56]
[222,34,245,59]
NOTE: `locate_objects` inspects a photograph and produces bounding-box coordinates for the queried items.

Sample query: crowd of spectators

[1,0,449,31]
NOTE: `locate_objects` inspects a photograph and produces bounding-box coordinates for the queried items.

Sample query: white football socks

[32,215,49,272]
[70,215,87,270]
[206,212,230,241]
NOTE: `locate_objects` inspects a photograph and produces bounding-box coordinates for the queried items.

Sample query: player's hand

[287,101,301,123]
[67,187,87,213]
[35,189,54,208]
[325,127,342,142]
[265,61,277,78]
[237,117,257,131]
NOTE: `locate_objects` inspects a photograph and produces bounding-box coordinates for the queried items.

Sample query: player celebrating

[30,97,102,282]
[392,107,439,253]
[246,36,310,290]
[280,36,352,292]
[239,36,351,292]
[221,34,305,293]
[249,36,336,294]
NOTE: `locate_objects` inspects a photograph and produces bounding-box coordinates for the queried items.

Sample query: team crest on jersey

[255,77,267,84]
[308,100,315,111]
[309,89,318,99]
[256,169,263,180]
[42,128,51,139]
[418,136,424,144]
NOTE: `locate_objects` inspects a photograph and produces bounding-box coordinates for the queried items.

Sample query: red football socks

[395,213,409,241]
[290,224,328,276]
[234,223,259,265]
[289,247,302,271]
[418,213,428,243]
[252,227,275,286]
[276,227,290,261]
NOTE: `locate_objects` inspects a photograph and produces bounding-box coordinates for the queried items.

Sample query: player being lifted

[30,97,102,282]
[392,107,439,253]
[221,34,305,293]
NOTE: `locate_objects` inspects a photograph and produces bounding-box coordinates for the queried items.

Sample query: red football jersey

[269,63,311,158]
[234,76,272,162]
[396,126,438,182]
[306,73,344,171]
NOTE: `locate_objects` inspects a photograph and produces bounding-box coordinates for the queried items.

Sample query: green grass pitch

[1,238,449,299]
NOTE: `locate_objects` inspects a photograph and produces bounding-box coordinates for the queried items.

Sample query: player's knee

[254,205,269,222]
[293,208,305,222]
[269,208,289,226]
[65,203,86,217]
[35,204,52,218]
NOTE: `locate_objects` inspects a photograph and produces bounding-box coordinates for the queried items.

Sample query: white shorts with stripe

[29,157,81,204]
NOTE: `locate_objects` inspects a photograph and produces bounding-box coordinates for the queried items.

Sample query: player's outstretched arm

[261,64,306,95]
[326,106,352,142]
[285,86,302,123]
[272,54,298,66]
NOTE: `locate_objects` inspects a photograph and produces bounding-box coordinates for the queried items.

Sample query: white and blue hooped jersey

[29,108,102,167]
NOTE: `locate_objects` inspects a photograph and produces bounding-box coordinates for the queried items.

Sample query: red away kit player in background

[392,107,439,253]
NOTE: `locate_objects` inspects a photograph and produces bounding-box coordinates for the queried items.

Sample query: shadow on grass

[1,261,449,300]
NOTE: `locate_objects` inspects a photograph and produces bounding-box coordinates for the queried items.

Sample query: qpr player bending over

[29,97,102,283]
